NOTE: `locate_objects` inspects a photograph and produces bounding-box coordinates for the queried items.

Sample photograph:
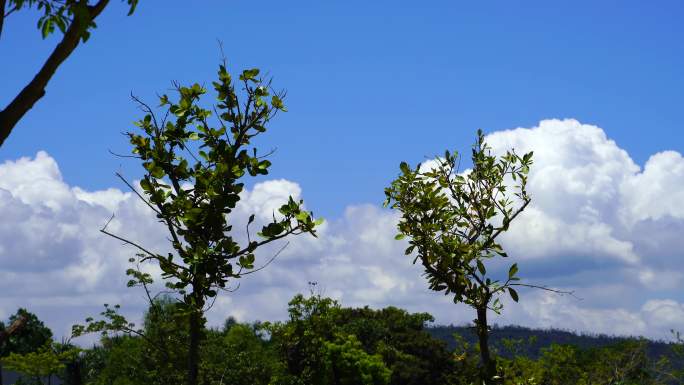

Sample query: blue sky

[2,0,683,218]
[2,1,684,339]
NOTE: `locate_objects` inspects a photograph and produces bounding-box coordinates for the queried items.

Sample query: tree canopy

[73,61,322,385]
[384,130,533,384]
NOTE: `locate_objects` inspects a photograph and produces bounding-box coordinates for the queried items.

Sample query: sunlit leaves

[2,341,80,380]
[77,64,321,361]
[384,130,532,312]
[508,263,519,279]
[12,0,139,41]
[123,62,320,310]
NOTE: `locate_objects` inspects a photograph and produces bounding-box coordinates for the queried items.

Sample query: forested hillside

[2,297,683,385]
[428,324,676,360]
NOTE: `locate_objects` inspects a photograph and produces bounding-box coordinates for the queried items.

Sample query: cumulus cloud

[3,119,684,341]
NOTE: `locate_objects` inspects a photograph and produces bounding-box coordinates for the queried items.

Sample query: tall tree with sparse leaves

[74,61,322,385]
[0,0,138,147]
[384,130,532,385]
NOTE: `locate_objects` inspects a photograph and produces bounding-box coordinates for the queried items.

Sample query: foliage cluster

[3,301,684,385]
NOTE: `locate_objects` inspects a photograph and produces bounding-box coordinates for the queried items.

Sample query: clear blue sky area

[2,0,683,218]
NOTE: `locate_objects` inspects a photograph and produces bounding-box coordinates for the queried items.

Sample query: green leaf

[271,95,287,111]
[139,178,153,192]
[508,287,519,302]
[240,68,260,81]
[399,161,410,174]
[394,233,406,240]
[476,260,486,275]
[262,222,285,237]
[150,166,165,179]
[508,263,518,279]
[41,18,52,38]
[127,0,139,15]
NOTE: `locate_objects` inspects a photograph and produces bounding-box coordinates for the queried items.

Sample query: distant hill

[427,324,676,359]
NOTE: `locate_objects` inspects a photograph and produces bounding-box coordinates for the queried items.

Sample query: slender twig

[256,147,277,160]
[132,260,157,307]
[485,198,530,245]
[108,149,140,159]
[241,242,289,276]
[130,93,159,129]
[220,282,240,293]
[3,2,19,18]
[216,39,227,67]
[101,225,157,258]
[0,0,9,38]
[115,172,162,216]
[245,218,252,244]
[100,213,187,274]
[204,292,219,312]
[510,283,580,299]
[233,228,297,258]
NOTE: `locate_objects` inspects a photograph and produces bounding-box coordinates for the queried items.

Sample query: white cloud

[3,119,684,342]
[620,151,684,225]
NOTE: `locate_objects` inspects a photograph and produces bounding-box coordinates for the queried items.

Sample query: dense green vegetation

[429,325,675,360]
[385,130,534,384]
[2,298,683,385]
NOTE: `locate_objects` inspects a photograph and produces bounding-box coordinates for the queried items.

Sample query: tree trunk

[187,297,203,385]
[0,0,110,147]
[67,360,83,385]
[476,306,496,385]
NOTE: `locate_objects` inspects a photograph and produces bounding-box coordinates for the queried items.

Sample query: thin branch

[108,148,140,159]
[101,215,158,259]
[130,93,159,128]
[116,324,171,360]
[0,0,8,38]
[241,241,289,276]
[233,227,297,258]
[220,282,240,293]
[216,39,227,68]
[115,172,161,216]
[256,147,277,160]
[510,282,580,299]
[485,198,530,245]
[133,260,157,308]
[211,104,231,145]
[101,217,190,278]
[245,218,252,244]
[115,172,188,263]
[3,2,18,17]
[204,293,219,312]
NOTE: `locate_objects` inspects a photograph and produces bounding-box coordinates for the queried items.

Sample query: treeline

[428,325,676,360]
[2,294,683,385]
